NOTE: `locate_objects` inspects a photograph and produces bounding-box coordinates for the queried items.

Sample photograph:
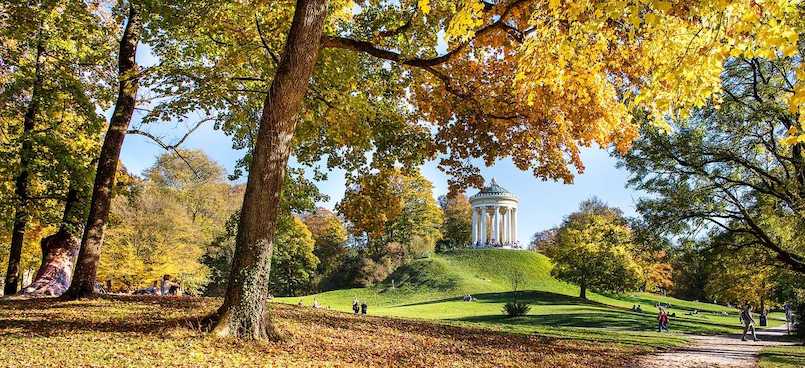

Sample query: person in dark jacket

[360,302,368,316]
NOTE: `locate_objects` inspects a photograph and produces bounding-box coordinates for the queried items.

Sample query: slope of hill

[280,249,785,347]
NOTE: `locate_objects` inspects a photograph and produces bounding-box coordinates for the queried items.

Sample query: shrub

[503,302,531,317]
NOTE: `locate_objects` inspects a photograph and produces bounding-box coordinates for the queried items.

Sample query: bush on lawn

[503,302,531,317]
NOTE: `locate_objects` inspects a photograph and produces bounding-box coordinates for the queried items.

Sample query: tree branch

[255,17,280,65]
[126,118,212,179]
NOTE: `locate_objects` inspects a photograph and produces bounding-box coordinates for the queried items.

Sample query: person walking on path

[352,299,359,316]
[657,307,669,332]
[740,305,759,342]
[784,302,793,334]
[360,301,367,316]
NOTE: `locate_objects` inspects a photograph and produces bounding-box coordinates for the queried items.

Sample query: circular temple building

[468,178,520,249]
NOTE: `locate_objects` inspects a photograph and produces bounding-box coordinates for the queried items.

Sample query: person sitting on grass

[740,305,759,342]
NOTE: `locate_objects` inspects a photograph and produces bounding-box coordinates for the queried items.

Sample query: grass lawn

[758,345,805,368]
[0,296,644,368]
[280,249,787,348]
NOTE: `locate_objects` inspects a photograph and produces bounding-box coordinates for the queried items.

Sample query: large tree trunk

[211,0,328,340]
[579,281,587,300]
[22,188,84,296]
[63,4,142,300]
[4,33,44,296]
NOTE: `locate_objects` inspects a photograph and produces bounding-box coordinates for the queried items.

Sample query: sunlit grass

[759,345,805,368]
[280,249,786,348]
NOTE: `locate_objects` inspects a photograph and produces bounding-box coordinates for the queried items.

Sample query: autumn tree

[63,0,214,298]
[64,0,145,299]
[302,208,348,286]
[140,0,800,338]
[338,169,443,257]
[269,216,318,296]
[436,193,472,252]
[529,228,558,251]
[202,169,325,296]
[98,151,240,293]
[544,199,644,299]
[620,57,805,274]
[1,0,115,294]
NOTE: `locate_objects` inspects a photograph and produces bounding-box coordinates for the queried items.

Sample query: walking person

[784,302,793,335]
[657,307,668,332]
[360,301,367,316]
[740,305,759,342]
[352,299,360,316]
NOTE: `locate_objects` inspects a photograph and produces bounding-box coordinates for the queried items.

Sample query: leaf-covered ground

[0,295,643,367]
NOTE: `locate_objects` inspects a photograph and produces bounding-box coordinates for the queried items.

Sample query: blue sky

[122,42,644,243]
[121,121,642,242]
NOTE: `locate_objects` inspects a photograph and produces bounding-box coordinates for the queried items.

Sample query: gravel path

[636,325,798,368]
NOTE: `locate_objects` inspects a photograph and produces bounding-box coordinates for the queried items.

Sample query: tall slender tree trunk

[21,186,85,296]
[579,278,587,300]
[212,0,328,339]
[63,4,142,299]
[4,33,44,296]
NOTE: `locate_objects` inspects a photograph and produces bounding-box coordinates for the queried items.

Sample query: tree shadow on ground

[394,290,607,308]
[0,295,215,336]
[758,347,805,366]
[453,307,741,334]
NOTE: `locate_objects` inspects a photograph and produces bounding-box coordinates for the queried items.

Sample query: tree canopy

[543,199,644,299]
[338,168,443,257]
[620,57,805,273]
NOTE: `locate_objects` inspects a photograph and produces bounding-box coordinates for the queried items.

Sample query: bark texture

[64,4,142,299]
[4,33,44,296]
[21,229,80,296]
[212,0,328,339]
[22,188,84,297]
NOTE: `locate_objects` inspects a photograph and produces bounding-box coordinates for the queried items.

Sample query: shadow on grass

[456,312,659,330]
[452,306,740,335]
[394,290,607,308]
[759,347,805,367]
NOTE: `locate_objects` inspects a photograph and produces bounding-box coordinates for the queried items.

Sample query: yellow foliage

[418,0,432,15]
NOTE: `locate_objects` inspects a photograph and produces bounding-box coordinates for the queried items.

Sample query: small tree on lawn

[544,199,644,300]
[503,269,530,317]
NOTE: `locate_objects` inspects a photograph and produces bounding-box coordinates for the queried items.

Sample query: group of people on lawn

[131,274,181,296]
[352,299,368,316]
[649,302,765,342]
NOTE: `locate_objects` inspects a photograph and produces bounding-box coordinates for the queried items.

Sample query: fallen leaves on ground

[0,295,641,367]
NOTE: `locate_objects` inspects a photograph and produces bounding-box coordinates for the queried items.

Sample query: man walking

[740,305,759,342]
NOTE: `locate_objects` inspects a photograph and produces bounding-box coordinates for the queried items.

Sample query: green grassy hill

[279,249,785,347]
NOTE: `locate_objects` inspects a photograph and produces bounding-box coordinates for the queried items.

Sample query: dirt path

[636,325,798,368]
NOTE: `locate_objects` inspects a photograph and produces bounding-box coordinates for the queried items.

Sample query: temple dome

[470,178,517,201]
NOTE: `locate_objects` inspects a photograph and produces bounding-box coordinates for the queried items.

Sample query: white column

[480,207,487,245]
[503,207,510,244]
[511,208,518,244]
[471,207,478,245]
[492,206,500,243]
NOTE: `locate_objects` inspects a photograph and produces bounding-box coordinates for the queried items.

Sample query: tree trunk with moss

[64,4,142,299]
[211,0,328,339]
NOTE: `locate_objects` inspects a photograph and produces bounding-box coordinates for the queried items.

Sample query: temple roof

[469,178,518,202]
[477,178,511,194]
